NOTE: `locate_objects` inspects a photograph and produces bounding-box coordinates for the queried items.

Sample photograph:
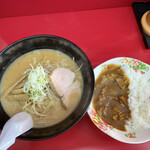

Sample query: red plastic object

[0,6,150,150]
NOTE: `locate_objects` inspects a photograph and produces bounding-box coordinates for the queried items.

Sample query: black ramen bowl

[0,35,94,140]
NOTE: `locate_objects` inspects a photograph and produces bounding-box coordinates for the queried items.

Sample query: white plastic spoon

[0,112,33,150]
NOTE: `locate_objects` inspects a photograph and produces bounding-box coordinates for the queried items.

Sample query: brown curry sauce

[93,64,131,131]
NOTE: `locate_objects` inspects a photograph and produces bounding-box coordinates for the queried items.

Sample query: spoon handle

[0,137,15,150]
[0,112,33,150]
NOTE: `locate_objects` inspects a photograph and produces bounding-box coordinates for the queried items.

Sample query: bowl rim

[0,34,83,55]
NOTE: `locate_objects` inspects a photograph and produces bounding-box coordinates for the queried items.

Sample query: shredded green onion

[23,64,49,102]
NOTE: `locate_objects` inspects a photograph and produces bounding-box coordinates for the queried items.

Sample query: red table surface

[0,6,150,150]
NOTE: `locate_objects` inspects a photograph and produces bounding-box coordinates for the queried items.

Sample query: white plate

[87,57,150,144]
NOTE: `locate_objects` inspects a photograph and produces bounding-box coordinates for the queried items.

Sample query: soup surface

[0,50,83,128]
[93,64,130,131]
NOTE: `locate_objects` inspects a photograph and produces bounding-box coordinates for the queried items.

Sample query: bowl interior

[0,35,94,140]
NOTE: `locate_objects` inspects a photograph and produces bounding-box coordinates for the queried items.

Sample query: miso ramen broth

[0,50,83,128]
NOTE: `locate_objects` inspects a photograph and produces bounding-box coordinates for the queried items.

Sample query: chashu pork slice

[50,67,75,97]
[62,80,81,109]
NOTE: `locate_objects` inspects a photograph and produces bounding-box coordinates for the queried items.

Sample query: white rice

[121,65,150,132]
